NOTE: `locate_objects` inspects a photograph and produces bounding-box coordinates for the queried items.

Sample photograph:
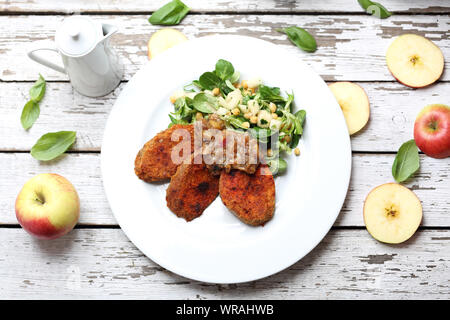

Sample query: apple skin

[15,173,80,240]
[414,104,450,159]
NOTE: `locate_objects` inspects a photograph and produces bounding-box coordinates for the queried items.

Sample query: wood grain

[1,0,449,13]
[1,153,448,227]
[2,82,449,152]
[0,228,448,299]
[1,14,448,82]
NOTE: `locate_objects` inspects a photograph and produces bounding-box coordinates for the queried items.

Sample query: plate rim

[101,34,352,283]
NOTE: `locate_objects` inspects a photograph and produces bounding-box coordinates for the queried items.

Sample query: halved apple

[386,34,444,88]
[147,28,187,59]
[328,82,370,135]
[364,183,422,244]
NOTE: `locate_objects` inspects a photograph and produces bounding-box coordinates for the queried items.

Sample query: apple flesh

[386,34,444,88]
[364,183,422,244]
[414,104,450,159]
[15,173,80,240]
[147,28,187,59]
[328,82,370,135]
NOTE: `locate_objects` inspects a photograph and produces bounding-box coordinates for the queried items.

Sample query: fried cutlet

[134,124,194,182]
[166,160,220,222]
[219,164,275,226]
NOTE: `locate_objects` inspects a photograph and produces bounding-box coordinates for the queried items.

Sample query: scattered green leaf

[21,100,40,130]
[392,140,420,183]
[30,131,77,161]
[148,0,190,25]
[277,26,317,53]
[29,74,46,102]
[358,0,392,19]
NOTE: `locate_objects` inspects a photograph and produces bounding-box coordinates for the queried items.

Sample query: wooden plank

[1,14,449,82]
[1,0,449,13]
[0,228,448,299]
[1,82,449,152]
[1,153,448,227]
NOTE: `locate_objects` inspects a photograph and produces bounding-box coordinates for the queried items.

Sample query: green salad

[168,59,306,174]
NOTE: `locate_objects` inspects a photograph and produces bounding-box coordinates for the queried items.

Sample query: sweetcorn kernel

[294,148,300,156]
[267,149,273,157]
[242,121,250,129]
[232,107,240,116]
[170,97,176,104]
[195,112,203,120]
[271,113,278,119]
[283,135,291,143]
[250,116,258,124]
[242,80,248,89]
[212,88,220,96]
[244,112,252,119]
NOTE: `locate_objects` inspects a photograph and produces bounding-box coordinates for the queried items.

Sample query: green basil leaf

[192,93,218,114]
[29,74,46,102]
[31,131,76,161]
[198,72,222,90]
[277,26,317,53]
[294,109,306,135]
[259,85,286,102]
[21,100,40,130]
[290,134,300,148]
[358,0,392,19]
[268,158,287,175]
[215,59,235,81]
[392,140,420,183]
[148,0,190,26]
[230,71,240,83]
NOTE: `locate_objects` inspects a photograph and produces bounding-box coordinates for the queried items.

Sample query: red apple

[414,104,450,159]
[15,173,80,239]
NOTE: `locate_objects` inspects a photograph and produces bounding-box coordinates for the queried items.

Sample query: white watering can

[28,16,123,97]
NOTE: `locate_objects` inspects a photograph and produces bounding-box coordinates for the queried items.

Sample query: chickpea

[212,88,220,96]
[267,149,273,157]
[195,112,203,121]
[232,108,240,116]
[241,80,248,89]
[269,102,277,113]
[294,148,300,156]
[283,135,291,143]
[250,116,258,124]
[242,121,250,129]
[244,112,252,119]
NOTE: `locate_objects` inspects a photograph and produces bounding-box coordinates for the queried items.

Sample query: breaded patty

[166,161,220,222]
[134,124,194,182]
[219,164,275,226]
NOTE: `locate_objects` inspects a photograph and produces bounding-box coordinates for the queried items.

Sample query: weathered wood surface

[1,81,449,153]
[1,14,449,82]
[0,228,448,299]
[1,0,449,13]
[1,153,448,227]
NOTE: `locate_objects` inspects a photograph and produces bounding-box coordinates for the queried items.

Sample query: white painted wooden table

[0,1,449,299]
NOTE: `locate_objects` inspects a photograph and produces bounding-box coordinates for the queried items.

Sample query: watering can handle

[27,42,66,74]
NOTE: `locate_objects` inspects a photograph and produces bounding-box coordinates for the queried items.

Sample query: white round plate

[101,35,351,284]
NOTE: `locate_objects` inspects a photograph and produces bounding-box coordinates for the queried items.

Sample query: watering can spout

[101,23,118,41]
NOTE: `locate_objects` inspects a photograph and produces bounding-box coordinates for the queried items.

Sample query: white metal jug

[28,16,123,97]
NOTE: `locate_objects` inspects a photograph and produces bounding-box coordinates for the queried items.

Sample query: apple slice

[386,34,444,88]
[328,82,370,135]
[147,28,187,59]
[364,183,422,244]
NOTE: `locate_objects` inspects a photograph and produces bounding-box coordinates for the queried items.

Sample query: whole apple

[414,104,450,159]
[15,173,80,239]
